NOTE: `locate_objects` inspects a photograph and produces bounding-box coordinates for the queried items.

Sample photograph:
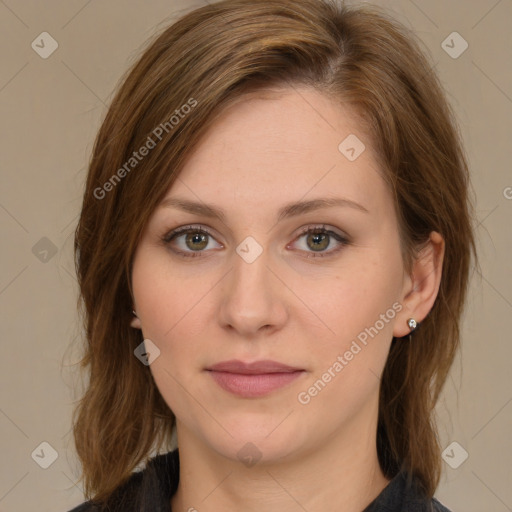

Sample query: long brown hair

[71,0,477,505]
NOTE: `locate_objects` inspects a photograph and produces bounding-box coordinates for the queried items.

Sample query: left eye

[162,224,350,259]
[162,226,220,257]
[291,225,349,257]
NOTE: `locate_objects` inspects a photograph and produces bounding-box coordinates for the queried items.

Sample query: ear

[393,231,445,338]
[130,310,142,329]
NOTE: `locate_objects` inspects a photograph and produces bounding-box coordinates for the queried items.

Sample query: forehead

[191,86,368,161]
[162,86,389,219]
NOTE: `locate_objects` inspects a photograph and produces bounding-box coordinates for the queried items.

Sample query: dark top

[68,449,452,512]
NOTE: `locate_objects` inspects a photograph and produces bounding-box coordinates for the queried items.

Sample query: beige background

[0,0,511,511]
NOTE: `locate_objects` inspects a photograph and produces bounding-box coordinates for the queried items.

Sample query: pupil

[309,233,328,251]
[187,232,208,250]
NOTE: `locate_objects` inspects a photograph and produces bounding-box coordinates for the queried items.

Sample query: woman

[68,0,477,510]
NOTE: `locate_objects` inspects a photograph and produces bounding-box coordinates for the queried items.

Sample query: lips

[207,359,303,374]
[206,359,305,398]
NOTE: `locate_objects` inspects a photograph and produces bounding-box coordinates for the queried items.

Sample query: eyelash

[161,224,350,259]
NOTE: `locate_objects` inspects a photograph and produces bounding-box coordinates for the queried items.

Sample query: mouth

[205,359,306,398]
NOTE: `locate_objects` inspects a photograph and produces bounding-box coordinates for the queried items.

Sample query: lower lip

[207,370,304,398]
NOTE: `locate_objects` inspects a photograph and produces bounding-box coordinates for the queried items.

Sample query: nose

[217,245,288,338]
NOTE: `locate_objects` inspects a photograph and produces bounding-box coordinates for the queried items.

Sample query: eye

[161,224,350,259]
[161,224,222,258]
[289,224,350,258]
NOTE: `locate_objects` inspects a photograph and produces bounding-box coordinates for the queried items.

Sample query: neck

[170,419,391,512]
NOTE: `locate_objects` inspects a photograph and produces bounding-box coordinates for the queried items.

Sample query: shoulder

[364,469,454,512]
[67,503,99,512]
[65,449,179,512]
[431,497,453,512]
[402,474,454,512]
[65,470,144,512]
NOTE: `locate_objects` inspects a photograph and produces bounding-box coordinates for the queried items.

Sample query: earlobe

[130,317,142,329]
[130,310,142,329]
[393,231,445,338]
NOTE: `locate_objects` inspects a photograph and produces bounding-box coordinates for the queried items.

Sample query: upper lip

[206,359,303,374]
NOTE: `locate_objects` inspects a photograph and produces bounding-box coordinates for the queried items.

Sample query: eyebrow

[159,196,369,223]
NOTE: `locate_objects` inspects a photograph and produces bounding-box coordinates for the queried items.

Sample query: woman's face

[130,86,414,464]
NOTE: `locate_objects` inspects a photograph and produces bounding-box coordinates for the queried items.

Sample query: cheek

[131,254,204,412]
[132,247,196,336]
[306,251,402,349]
[131,248,217,380]
[296,263,400,420]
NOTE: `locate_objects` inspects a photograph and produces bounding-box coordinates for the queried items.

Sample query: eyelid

[288,225,350,258]
[161,224,219,243]
[161,223,350,258]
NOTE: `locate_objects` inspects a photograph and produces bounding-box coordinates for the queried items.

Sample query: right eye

[161,225,223,258]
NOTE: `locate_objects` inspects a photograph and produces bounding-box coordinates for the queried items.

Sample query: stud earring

[407,318,417,331]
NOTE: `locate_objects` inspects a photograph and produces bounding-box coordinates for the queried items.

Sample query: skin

[130,86,445,512]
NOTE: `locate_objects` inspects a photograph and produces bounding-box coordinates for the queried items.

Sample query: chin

[216,438,299,468]
[202,419,308,467]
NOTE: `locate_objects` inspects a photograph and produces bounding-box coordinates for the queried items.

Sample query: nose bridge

[218,240,287,335]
